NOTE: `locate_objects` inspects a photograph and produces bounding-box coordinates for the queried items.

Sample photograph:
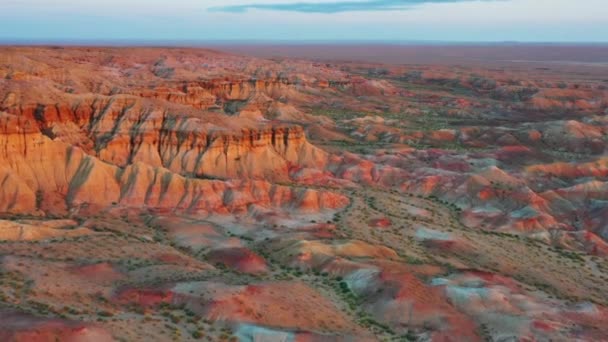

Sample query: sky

[0,0,607,43]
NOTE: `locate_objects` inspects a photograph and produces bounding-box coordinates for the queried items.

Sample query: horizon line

[1,38,608,47]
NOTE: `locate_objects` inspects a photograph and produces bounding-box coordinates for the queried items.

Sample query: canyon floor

[0,46,608,341]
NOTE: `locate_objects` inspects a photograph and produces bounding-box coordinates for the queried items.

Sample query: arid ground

[0,45,608,341]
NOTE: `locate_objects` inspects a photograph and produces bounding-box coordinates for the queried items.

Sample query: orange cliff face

[0,109,342,216]
[1,96,327,178]
[0,59,336,215]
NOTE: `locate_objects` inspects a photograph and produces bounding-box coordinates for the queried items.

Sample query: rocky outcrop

[0,108,343,215]
[0,47,344,218]
[1,96,328,181]
[124,78,298,110]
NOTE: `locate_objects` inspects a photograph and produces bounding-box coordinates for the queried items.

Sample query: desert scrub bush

[359,317,395,335]
[469,76,497,91]
[552,247,585,263]
[97,310,114,317]
[405,256,424,265]
[62,306,80,315]
[490,86,538,102]
[191,330,204,339]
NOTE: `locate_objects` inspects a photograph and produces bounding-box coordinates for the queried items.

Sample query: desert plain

[0,45,607,341]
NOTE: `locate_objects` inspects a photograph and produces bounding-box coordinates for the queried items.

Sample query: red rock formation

[0,107,345,216]
[207,247,269,274]
[0,310,114,342]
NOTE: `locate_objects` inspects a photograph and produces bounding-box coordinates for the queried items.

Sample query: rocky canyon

[0,46,608,341]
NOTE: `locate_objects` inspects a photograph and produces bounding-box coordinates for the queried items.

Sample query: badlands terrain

[0,45,608,341]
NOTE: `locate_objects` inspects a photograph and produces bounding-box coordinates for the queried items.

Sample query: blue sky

[1,0,607,42]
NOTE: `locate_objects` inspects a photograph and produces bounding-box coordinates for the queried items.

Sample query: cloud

[210,0,499,13]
